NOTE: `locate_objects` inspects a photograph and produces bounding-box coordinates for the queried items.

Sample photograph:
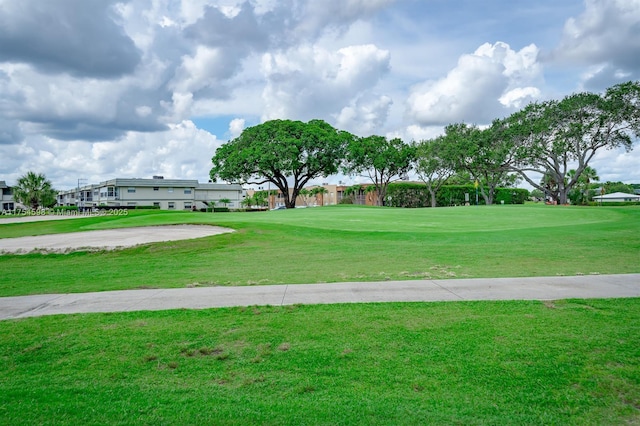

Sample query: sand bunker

[0,225,234,254]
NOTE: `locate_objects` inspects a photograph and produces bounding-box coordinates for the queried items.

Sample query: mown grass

[1,299,639,425]
[0,205,638,297]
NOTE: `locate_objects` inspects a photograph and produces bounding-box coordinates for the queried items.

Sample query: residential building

[57,177,245,210]
[592,192,640,203]
[246,183,379,208]
[0,181,15,210]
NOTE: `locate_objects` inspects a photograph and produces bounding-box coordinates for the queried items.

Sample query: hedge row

[200,207,230,212]
[386,183,529,208]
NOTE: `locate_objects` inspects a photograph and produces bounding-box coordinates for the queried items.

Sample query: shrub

[386,183,529,208]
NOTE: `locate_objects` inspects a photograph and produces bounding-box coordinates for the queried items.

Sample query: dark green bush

[386,183,529,208]
[588,201,640,207]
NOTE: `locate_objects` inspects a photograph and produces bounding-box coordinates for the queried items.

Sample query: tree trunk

[430,190,437,208]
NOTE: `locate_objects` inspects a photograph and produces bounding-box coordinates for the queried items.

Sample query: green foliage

[210,119,353,208]
[134,205,160,210]
[386,183,529,207]
[308,186,328,206]
[446,121,516,205]
[508,81,640,204]
[213,207,230,212]
[530,189,544,200]
[413,134,456,207]
[603,181,634,194]
[588,201,640,206]
[385,183,431,208]
[344,135,415,206]
[12,171,57,209]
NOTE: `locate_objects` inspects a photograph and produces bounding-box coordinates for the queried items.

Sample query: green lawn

[0,205,639,297]
[1,299,639,425]
[2,206,639,424]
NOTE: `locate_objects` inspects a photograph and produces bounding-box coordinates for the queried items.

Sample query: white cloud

[499,87,542,108]
[398,125,445,143]
[589,145,640,184]
[0,120,219,189]
[335,94,392,136]
[296,0,398,38]
[552,0,640,89]
[228,118,245,138]
[261,44,390,122]
[406,42,543,126]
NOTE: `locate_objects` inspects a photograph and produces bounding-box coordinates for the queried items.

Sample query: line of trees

[210,81,640,208]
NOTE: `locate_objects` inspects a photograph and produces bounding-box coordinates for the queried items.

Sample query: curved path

[1,274,639,320]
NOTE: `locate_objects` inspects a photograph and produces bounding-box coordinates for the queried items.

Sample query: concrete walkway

[1,274,639,320]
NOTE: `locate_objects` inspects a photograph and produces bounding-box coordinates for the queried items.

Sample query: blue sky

[0,0,638,189]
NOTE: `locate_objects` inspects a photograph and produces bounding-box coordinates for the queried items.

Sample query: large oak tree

[413,133,457,208]
[343,135,415,206]
[508,81,640,204]
[210,119,353,208]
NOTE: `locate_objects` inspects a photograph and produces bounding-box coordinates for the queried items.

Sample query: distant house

[57,177,245,210]
[591,192,640,203]
[0,181,15,211]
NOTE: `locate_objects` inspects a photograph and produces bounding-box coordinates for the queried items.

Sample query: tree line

[212,81,639,209]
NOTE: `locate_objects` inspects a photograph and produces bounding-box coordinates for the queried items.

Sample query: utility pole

[77,178,87,211]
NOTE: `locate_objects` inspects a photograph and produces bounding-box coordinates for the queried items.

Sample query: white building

[592,192,640,203]
[1,181,15,211]
[57,177,245,210]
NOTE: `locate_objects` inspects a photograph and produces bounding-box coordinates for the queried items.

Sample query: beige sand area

[0,224,234,254]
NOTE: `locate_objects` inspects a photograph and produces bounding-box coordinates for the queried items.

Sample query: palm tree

[567,167,599,205]
[311,187,329,206]
[13,171,57,209]
[298,188,310,206]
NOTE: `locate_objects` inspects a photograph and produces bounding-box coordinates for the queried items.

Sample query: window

[153,202,160,208]
[184,188,192,194]
[107,187,115,197]
[184,202,192,210]
[168,187,174,193]
[127,187,136,193]
[168,202,175,209]
[153,187,159,191]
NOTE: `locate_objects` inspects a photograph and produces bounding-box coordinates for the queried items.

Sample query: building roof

[196,183,244,191]
[0,181,7,189]
[57,178,245,192]
[101,178,199,188]
[592,192,640,200]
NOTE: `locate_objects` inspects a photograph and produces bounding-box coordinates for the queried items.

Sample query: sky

[1,0,639,190]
